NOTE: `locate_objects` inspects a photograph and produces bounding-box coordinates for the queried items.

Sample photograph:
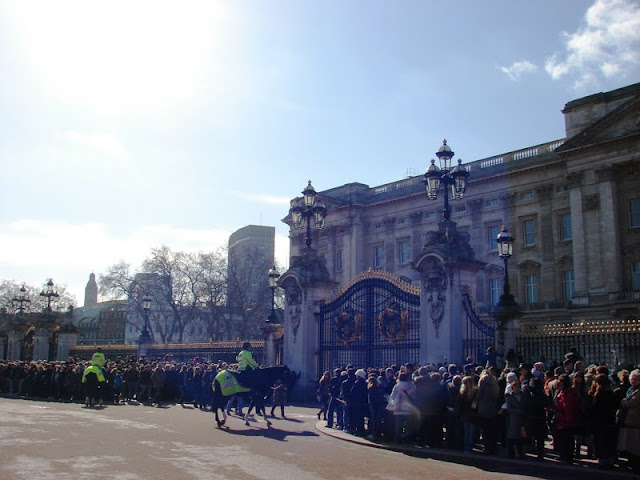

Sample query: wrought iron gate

[317,271,420,377]
[462,292,496,364]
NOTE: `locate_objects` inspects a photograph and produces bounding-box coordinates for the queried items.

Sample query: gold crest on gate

[333,311,362,346]
[378,306,409,346]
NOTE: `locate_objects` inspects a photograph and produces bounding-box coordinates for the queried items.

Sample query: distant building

[73,274,126,345]
[227,225,276,338]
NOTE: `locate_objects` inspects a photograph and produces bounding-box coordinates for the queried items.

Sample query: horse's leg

[260,398,272,427]
[244,398,255,426]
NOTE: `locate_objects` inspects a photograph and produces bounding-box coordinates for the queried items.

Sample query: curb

[315,421,637,479]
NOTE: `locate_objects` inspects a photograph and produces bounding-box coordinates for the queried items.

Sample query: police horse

[211,366,292,428]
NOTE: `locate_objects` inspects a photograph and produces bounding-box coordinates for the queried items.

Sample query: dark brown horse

[211,366,294,428]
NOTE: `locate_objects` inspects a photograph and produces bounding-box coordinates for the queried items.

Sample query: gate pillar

[280,250,336,401]
[7,328,23,361]
[33,325,54,361]
[413,220,484,364]
[56,324,78,362]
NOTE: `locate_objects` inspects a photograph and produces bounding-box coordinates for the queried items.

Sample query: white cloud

[64,131,129,160]
[500,60,538,80]
[232,191,292,206]
[545,0,640,87]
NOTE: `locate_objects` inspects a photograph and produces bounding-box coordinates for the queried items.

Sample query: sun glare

[11,1,227,115]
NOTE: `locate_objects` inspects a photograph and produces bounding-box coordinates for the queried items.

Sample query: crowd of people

[316,348,640,473]
[3,345,640,473]
[0,344,287,417]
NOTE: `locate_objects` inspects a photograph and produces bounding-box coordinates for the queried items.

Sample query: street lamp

[39,279,59,313]
[424,140,470,221]
[290,180,327,249]
[266,265,280,324]
[496,225,515,305]
[12,284,31,316]
[140,296,152,340]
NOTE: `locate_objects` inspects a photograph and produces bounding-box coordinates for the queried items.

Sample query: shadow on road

[220,426,320,442]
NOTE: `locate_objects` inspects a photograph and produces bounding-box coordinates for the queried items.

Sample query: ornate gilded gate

[317,271,420,376]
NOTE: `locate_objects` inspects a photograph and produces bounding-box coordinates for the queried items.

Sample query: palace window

[523,219,536,246]
[562,270,575,301]
[633,261,640,291]
[373,245,383,268]
[398,240,409,265]
[486,198,499,207]
[521,191,534,200]
[524,274,538,303]
[487,225,500,252]
[630,199,640,228]
[335,249,344,272]
[489,278,502,306]
[560,212,572,241]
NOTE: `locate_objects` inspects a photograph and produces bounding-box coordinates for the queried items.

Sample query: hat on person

[355,369,367,379]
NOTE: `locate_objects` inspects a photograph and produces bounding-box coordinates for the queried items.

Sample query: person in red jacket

[553,374,581,463]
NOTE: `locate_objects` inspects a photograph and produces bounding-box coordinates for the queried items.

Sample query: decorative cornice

[535,184,554,200]
[566,171,583,189]
[499,192,517,207]
[409,211,423,224]
[467,198,483,212]
[383,217,396,231]
[596,166,618,183]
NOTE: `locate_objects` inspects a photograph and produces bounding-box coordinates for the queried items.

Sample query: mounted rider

[236,342,258,388]
[91,347,106,372]
[82,362,106,407]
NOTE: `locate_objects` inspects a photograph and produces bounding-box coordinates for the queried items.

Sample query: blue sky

[1,0,639,305]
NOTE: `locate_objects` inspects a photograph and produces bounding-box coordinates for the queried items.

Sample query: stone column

[417,254,482,364]
[263,323,280,366]
[56,326,78,362]
[535,185,555,300]
[7,329,22,361]
[567,171,589,305]
[33,326,53,361]
[137,336,151,360]
[280,251,334,401]
[597,167,622,293]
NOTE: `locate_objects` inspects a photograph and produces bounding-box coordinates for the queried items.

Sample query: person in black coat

[589,373,619,469]
[350,369,369,437]
[524,377,550,460]
[325,368,343,428]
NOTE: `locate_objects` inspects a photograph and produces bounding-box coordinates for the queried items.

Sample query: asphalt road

[0,398,628,480]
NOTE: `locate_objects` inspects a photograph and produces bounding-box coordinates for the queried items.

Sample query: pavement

[315,421,638,480]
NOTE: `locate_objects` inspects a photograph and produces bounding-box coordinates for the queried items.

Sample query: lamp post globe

[266,265,280,324]
[424,140,469,222]
[39,279,59,314]
[140,296,152,339]
[496,225,514,301]
[289,180,327,249]
[13,284,31,316]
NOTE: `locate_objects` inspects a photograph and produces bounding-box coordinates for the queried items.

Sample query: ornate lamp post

[496,225,515,306]
[12,284,31,316]
[424,140,470,221]
[39,279,59,314]
[140,296,152,340]
[266,265,280,324]
[290,180,327,249]
[495,225,518,360]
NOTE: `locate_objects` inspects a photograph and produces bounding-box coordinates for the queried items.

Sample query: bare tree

[141,246,202,343]
[196,249,229,340]
[98,261,135,300]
